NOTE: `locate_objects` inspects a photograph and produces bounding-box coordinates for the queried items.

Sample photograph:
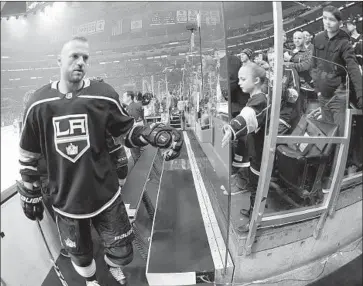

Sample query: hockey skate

[86,280,101,286]
[109,267,127,285]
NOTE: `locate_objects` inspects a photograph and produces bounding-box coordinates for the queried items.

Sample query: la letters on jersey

[53,114,90,163]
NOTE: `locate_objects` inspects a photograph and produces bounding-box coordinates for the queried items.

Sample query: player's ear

[57,55,61,67]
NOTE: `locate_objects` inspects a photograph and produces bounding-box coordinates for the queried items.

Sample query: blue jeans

[318,88,347,137]
[318,87,347,188]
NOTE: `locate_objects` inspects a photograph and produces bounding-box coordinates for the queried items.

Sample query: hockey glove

[112,146,128,186]
[143,123,183,161]
[107,135,129,186]
[16,180,44,221]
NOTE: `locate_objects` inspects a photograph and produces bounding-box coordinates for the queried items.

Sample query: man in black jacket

[310,6,362,137]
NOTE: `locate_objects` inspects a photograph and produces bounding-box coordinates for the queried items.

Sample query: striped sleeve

[105,88,135,138]
[19,107,41,182]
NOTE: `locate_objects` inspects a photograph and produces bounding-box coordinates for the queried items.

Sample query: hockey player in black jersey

[222,62,268,234]
[17,36,183,286]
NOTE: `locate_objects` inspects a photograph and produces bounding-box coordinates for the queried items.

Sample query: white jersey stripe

[78,95,129,117]
[52,188,121,219]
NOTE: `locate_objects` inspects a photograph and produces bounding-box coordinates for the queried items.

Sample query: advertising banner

[131,19,143,30]
[72,20,105,36]
[163,11,176,25]
[150,12,162,25]
[188,10,198,23]
[176,10,187,23]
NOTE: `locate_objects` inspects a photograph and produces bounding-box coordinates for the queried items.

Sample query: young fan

[222,62,268,233]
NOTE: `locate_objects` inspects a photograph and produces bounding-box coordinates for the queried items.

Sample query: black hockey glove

[16,180,44,221]
[143,123,183,161]
[107,135,129,186]
[141,92,153,106]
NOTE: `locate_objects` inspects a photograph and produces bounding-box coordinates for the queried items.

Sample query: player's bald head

[60,36,89,55]
[58,36,90,83]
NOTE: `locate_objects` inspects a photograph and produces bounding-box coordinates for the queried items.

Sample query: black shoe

[240,208,250,217]
[60,248,70,258]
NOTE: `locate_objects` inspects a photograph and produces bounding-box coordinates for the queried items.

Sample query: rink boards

[146,131,233,285]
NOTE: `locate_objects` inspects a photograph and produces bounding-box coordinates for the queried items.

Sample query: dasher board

[146,131,231,285]
[122,144,158,211]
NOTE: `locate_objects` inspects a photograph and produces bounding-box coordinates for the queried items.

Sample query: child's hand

[221,125,232,148]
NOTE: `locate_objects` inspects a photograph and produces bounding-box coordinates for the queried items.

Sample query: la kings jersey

[20,79,134,218]
[235,93,268,174]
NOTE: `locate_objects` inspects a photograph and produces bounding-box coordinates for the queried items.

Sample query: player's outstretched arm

[125,123,183,161]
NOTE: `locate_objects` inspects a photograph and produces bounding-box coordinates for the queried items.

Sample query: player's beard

[69,71,85,83]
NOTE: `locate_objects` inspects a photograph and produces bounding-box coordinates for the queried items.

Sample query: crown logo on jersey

[66,143,78,156]
[64,237,76,248]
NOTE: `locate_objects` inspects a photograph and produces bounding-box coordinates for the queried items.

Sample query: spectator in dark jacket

[310,6,362,136]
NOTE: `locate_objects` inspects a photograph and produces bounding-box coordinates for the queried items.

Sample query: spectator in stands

[346,17,362,66]
[240,48,253,66]
[122,91,145,165]
[303,30,314,52]
[311,5,363,133]
[285,31,313,91]
[283,30,295,52]
[267,47,300,134]
[254,52,270,70]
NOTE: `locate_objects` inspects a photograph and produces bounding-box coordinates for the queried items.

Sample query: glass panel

[195,3,232,278]
[223,2,274,233]
[262,2,359,217]
[265,2,363,139]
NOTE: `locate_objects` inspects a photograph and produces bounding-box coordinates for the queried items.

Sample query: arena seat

[275,115,338,204]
